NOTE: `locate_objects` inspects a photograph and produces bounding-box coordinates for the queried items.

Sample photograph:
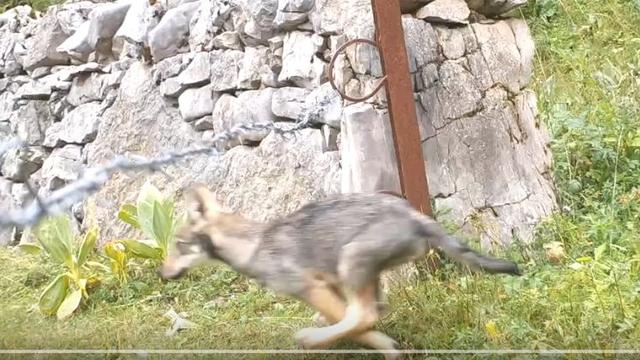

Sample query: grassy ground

[1,0,640,358]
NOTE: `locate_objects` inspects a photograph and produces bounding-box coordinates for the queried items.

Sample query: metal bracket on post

[328,0,432,216]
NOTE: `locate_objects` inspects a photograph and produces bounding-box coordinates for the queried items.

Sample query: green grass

[1,0,640,358]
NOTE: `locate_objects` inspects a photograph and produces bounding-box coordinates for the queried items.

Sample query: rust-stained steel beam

[370,0,432,216]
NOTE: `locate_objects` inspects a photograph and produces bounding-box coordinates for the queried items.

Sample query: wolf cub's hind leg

[297,281,400,359]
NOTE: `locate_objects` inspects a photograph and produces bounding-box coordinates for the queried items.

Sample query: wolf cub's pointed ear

[186,184,223,219]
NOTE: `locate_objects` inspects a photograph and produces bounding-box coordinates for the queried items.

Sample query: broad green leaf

[594,243,608,261]
[77,227,99,267]
[39,274,69,316]
[118,203,140,229]
[152,201,173,257]
[34,215,75,267]
[17,243,43,255]
[119,239,163,260]
[56,289,82,320]
[136,182,165,245]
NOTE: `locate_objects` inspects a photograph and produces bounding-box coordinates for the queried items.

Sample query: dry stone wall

[0,0,555,248]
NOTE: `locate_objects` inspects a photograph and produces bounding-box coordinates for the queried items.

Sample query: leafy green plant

[18,214,100,320]
[100,182,185,284]
[117,182,184,261]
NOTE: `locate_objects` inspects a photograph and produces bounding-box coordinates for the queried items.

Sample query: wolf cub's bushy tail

[422,220,521,276]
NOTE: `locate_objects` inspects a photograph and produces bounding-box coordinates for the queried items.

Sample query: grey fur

[164,192,520,298]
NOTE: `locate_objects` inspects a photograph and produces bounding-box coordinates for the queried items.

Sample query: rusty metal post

[370,0,432,216]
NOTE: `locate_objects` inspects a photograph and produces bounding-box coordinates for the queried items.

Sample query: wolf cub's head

[159,185,225,280]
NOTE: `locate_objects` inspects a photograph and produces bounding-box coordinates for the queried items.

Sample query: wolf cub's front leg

[295,281,400,359]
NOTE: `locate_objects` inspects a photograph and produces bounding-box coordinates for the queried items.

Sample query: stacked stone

[0,0,554,248]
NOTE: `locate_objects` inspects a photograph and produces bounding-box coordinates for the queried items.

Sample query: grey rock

[66,71,125,107]
[55,1,97,34]
[416,0,470,25]
[16,80,52,100]
[0,92,17,123]
[189,0,236,51]
[259,64,285,88]
[13,100,53,146]
[148,1,200,61]
[237,88,277,123]
[471,20,527,93]
[0,32,27,76]
[43,102,102,147]
[423,93,551,245]
[193,116,214,131]
[309,0,372,36]
[212,31,243,50]
[340,103,400,194]
[274,0,312,29]
[55,2,129,61]
[11,182,31,209]
[211,93,243,133]
[271,87,312,120]
[327,52,353,93]
[159,77,186,98]
[237,46,268,89]
[31,67,52,79]
[435,26,466,60]
[0,79,9,93]
[402,17,439,73]
[321,124,338,152]
[81,61,205,243]
[279,31,326,87]
[304,82,342,128]
[152,53,192,83]
[0,5,34,32]
[177,51,211,87]
[274,11,307,29]
[77,62,338,245]
[1,146,46,182]
[178,84,220,121]
[278,0,315,12]
[211,88,276,133]
[268,34,284,51]
[22,10,71,71]
[54,62,104,82]
[437,59,482,120]
[509,18,535,90]
[40,145,83,192]
[209,49,243,91]
[466,0,527,17]
[113,0,161,47]
[200,126,341,224]
[238,0,277,44]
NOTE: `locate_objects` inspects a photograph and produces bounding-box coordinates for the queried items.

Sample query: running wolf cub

[160,185,520,359]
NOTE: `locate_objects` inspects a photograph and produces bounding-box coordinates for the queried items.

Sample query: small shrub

[102,182,185,284]
[18,214,101,320]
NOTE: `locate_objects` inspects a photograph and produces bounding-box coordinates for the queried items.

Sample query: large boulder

[22,8,72,71]
[339,15,556,246]
[83,62,340,243]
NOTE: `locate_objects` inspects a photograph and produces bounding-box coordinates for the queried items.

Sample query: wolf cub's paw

[386,341,402,360]
[294,327,323,349]
[312,312,329,326]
